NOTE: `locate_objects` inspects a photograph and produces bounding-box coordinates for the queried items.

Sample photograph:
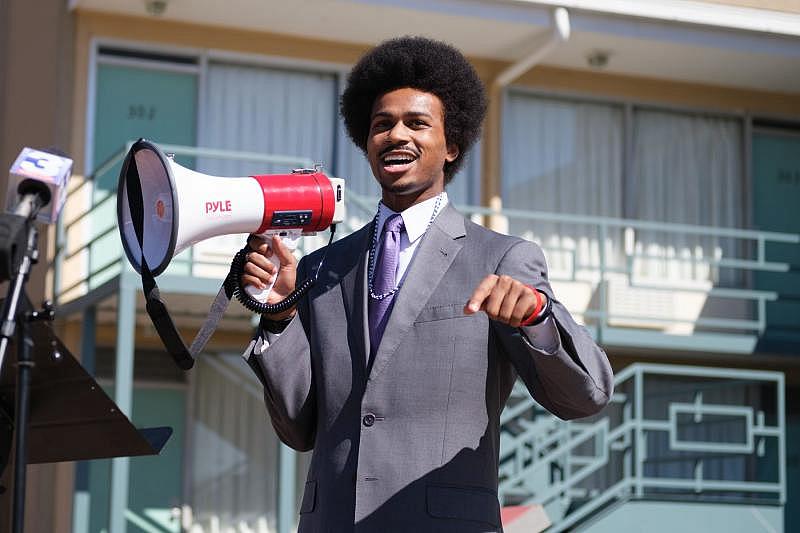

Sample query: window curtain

[199,62,337,175]
[629,110,744,286]
[450,143,482,208]
[190,62,338,267]
[189,355,279,532]
[502,92,624,275]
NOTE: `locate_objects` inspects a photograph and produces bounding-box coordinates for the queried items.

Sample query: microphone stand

[0,202,53,533]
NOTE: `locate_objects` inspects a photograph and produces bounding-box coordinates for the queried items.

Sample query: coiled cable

[226,225,336,315]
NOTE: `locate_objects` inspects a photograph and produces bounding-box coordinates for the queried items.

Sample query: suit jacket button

[362,413,376,427]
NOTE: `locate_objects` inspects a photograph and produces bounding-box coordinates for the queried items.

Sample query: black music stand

[0,319,171,531]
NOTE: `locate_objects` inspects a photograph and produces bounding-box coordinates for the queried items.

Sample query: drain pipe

[494,7,571,88]
[484,7,570,232]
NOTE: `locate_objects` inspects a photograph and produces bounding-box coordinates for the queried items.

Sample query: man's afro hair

[341,36,487,183]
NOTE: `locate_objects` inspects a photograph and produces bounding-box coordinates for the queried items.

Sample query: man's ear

[445,143,459,163]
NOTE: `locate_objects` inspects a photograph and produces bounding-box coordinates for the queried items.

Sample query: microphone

[5,147,72,223]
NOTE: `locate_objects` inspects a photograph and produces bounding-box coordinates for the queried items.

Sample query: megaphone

[118,139,345,279]
[117,139,345,370]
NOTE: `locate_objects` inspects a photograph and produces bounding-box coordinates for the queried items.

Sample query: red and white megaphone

[117,139,345,294]
[117,139,345,370]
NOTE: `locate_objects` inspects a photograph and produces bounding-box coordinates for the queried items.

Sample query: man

[243,36,612,532]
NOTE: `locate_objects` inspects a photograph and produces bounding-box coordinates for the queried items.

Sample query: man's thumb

[271,235,296,267]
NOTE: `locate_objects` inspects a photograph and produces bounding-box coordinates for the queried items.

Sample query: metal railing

[498,363,785,531]
[52,144,799,350]
[451,204,798,339]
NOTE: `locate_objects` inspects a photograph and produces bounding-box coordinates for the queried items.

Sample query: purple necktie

[368,214,405,360]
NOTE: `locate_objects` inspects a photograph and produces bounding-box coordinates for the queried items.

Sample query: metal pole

[72,306,97,533]
[598,223,607,344]
[11,319,33,533]
[1,221,40,533]
[109,275,136,533]
[0,222,37,378]
[277,443,297,533]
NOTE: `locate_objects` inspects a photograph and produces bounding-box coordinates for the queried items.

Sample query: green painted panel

[752,131,800,347]
[88,387,186,533]
[90,64,196,288]
[92,64,197,184]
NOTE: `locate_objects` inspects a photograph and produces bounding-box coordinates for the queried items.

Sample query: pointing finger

[465,275,499,314]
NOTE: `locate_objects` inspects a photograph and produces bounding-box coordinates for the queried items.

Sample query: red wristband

[520,286,544,327]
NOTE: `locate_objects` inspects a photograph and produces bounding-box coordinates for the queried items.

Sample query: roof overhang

[68,0,800,93]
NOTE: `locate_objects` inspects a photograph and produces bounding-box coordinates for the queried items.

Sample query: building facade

[1,1,799,532]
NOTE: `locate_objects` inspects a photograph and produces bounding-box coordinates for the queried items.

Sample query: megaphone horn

[117,139,345,277]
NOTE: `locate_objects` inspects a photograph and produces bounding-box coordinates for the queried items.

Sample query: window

[502,92,625,277]
[501,91,745,287]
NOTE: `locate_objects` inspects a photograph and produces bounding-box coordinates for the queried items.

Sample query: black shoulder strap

[124,155,233,371]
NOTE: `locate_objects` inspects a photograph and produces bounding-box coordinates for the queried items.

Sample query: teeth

[383,154,415,165]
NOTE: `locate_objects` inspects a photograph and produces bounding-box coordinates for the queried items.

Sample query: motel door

[752,126,800,533]
[752,127,800,349]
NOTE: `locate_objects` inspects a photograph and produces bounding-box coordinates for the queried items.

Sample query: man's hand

[242,234,298,320]
[464,274,539,327]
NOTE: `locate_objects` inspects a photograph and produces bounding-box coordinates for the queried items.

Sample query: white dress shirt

[371,192,448,287]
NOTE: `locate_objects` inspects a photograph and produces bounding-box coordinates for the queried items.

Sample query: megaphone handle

[244,253,280,303]
[244,233,300,304]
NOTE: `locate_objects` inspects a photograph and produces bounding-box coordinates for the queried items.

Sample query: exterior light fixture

[145,0,168,16]
[587,49,611,68]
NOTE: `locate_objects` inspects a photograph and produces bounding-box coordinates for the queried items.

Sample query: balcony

[499,363,786,532]
[51,144,799,355]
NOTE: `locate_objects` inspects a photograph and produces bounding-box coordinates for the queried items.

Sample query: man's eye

[409,119,428,128]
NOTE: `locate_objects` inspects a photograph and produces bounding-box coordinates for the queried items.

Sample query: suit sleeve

[246,257,317,451]
[493,240,613,420]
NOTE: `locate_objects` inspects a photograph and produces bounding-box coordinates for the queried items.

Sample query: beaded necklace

[368,192,444,300]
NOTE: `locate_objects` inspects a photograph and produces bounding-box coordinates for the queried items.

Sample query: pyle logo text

[206,200,232,214]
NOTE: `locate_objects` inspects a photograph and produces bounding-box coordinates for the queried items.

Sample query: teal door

[90,62,197,286]
[92,63,197,187]
[752,128,800,349]
[88,387,186,533]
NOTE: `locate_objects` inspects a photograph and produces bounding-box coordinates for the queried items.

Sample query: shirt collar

[375,192,449,244]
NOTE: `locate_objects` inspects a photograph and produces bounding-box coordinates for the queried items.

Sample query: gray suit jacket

[248,205,613,533]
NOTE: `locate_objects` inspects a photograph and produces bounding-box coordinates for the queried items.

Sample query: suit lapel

[340,225,371,376]
[367,204,466,381]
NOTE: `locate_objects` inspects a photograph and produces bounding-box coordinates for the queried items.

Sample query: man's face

[366,88,459,211]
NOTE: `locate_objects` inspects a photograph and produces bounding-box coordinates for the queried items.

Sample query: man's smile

[379,147,419,173]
